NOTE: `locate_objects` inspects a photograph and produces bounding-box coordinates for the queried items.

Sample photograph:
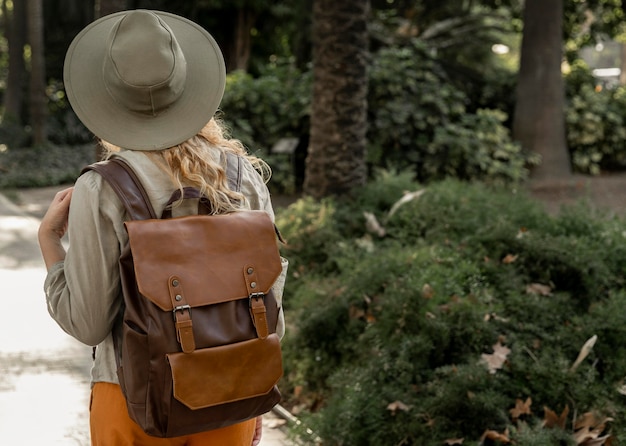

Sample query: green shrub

[278,175,626,445]
[367,39,466,173]
[219,59,312,193]
[0,144,94,188]
[427,109,540,184]
[368,39,536,184]
[565,62,626,174]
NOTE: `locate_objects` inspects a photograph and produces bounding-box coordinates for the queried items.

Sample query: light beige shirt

[44,148,287,384]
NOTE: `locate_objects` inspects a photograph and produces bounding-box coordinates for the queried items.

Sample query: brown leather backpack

[82,155,283,437]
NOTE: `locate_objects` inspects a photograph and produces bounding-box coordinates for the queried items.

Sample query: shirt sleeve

[44,172,125,346]
[238,157,275,219]
[238,157,288,338]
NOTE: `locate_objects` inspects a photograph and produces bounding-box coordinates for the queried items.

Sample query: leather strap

[245,265,269,339]
[81,152,243,221]
[168,275,196,353]
[82,158,157,220]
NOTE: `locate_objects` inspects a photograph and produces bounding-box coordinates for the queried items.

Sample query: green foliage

[278,174,626,445]
[565,64,626,173]
[220,36,541,191]
[0,144,94,188]
[428,109,540,183]
[368,39,535,184]
[367,40,466,170]
[46,81,94,146]
[219,59,311,193]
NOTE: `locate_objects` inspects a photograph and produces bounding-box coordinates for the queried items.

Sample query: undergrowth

[0,144,95,189]
[276,172,626,446]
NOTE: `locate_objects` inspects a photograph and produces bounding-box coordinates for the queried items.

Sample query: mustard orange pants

[90,382,255,445]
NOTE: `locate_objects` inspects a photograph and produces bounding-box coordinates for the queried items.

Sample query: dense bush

[0,143,94,188]
[565,66,626,174]
[367,40,466,171]
[276,173,626,445]
[220,59,312,193]
[368,39,536,184]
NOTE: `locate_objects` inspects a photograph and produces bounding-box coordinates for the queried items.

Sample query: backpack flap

[125,210,282,311]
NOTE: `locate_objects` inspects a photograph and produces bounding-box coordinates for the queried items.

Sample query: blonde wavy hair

[100,118,271,214]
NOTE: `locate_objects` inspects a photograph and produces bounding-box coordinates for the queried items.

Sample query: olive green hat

[63,9,226,151]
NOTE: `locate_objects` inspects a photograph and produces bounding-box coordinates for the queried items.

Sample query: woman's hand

[251,416,263,446]
[40,187,74,238]
[38,187,74,269]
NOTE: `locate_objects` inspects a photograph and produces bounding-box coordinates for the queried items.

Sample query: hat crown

[104,10,187,116]
[64,9,226,150]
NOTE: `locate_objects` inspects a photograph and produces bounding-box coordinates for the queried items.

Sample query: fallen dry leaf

[570,335,598,372]
[509,397,532,421]
[387,400,411,415]
[363,211,386,237]
[543,405,569,429]
[580,435,613,446]
[422,283,435,299]
[388,189,425,218]
[349,307,376,323]
[574,412,614,446]
[480,428,511,443]
[526,283,552,296]
[502,254,518,264]
[481,341,511,374]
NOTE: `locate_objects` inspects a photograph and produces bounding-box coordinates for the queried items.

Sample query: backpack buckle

[248,293,265,306]
[173,305,191,317]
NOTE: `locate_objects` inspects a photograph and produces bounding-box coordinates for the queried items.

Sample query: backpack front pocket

[166,333,283,410]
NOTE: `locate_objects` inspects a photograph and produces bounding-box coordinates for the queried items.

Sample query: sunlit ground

[0,211,92,446]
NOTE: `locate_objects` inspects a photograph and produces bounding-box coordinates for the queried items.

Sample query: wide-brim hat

[63,9,226,151]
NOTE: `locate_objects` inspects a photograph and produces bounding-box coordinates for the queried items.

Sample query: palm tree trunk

[303,0,369,198]
[3,0,27,125]
[26,0,48,146]
[513,0,570,180]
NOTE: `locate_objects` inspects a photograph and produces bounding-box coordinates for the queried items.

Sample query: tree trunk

[3,0,27,125]
[95,0,128,18]
[228,7,255,72]
[26,0,48,146]
[303,0,369,198]
[513,0,570,180]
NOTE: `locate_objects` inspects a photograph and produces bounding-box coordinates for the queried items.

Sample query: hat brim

[63,10,226,151]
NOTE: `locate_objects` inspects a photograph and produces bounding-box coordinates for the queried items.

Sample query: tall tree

[2,0,27,125]
[26,0,47,145]
[513,0,570,179]
[303,0,369,198]
[96,0,128,17]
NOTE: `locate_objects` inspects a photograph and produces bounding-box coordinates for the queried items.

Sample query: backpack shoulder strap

[81,158,157,220]
[81,153,243,220]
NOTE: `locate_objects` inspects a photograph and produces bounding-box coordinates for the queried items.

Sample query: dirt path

[527,173,626,217]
